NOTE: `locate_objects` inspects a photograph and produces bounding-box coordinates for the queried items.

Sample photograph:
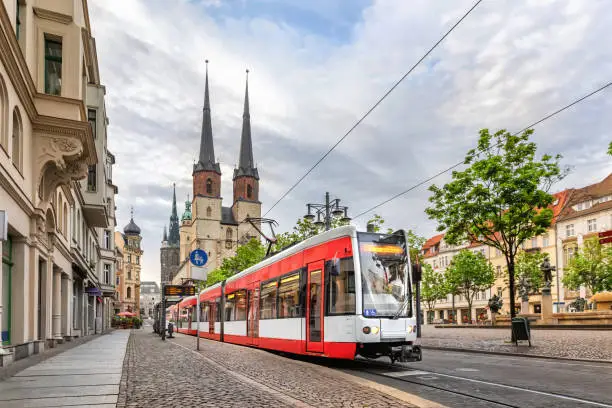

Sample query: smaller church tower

[160,186,181,284]
[232,69,261,242]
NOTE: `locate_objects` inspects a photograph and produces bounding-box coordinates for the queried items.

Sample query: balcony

[82,203,109,228]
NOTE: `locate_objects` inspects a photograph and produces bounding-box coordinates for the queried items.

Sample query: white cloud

[89,0,612,283]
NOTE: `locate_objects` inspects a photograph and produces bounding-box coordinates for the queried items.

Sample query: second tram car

[170,226,422,362]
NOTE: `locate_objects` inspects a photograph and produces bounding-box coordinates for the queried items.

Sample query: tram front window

[358,231,411,318]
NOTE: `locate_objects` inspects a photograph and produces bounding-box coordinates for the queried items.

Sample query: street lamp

[304,192,351,231]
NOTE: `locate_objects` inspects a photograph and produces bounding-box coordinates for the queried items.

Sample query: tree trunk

[466,296,473,324]
[508,256,517,319]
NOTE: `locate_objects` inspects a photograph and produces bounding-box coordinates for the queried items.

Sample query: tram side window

[225,293,236,321]
[260,281,278,319]
[234,290,247,321]
[327,257,356,315]
[215,298,221,322]
[200,302,209,322]
[278,273,300,318]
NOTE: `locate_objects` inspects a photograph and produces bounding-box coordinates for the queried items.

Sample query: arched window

[206,178,213,194]
[127,287,132,299]
[11,107,22,171]
[0,75,8,149]
[247,184,253,199]
[57,195,63,232]
[206,207,212,217]
[226,228,232,240]
[63,203,68,235]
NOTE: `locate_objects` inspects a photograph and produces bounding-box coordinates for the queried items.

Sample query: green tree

[444,250,495,322]
[366,214,393,234]
[426,128,567,318]
[608,141,612,156]
[562,237,612,294]
[420,263,447,322]
[205,238,267,287]
[509,250,547,298]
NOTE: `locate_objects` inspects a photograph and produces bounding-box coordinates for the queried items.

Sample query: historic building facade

[114,218,143,316]
[0,0,118,367]
[168,65,262,285]
[139,281,160,318]
[421,175,612,323]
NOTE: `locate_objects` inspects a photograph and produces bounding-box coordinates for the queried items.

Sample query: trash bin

[511,317,531,346]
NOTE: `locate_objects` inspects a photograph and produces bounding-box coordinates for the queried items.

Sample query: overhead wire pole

[263,0,483,217]
[353,80,612,219]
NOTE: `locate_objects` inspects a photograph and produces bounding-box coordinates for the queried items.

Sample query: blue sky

[89,0,612,283]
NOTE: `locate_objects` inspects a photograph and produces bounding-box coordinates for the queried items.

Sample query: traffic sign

[190,249,208,267]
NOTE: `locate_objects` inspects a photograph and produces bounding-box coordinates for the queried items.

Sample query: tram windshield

[358,231,411,318]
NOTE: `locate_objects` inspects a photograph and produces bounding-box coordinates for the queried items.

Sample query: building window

[226,228,232,240]
[531,237,537,248]
[206,207,212,217]
[127,287,131,298]
[587,219,597,233]
[104,230,111,249]
[247,184,252,199]
[206,178,212,194]
[136,256,140,265]
[87,165,96,192]
[104,264,111,284]
[496,265,502,277]
[2,236,12,345]
[44,37,62,95]
[564,246,576,264]
[0,76,8,150]
[542,234,549,247]
[565,224,574,238]
[63,203,68,235]
[88,109,96,138]
[11,107,22,171]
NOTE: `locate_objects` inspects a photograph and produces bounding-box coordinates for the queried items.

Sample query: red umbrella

[117,311,136,317]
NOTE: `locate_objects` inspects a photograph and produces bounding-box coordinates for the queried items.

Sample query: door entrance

[247,284,260,346]
[306,260,324,353]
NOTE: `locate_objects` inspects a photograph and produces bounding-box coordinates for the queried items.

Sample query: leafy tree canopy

[204,238,266,287]
[426,128,567,317]
[562,237,612,294]
[509,250,547,297]
[444,249,495,321]
[608,141,612,156]
[420,263,447,313]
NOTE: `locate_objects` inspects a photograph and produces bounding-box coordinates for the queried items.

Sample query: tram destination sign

[164,285,196,297]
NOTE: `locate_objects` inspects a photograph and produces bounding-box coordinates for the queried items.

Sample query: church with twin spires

[160,63,262,284]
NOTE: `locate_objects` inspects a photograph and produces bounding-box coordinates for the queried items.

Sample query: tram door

[208,302,215,335]
[247,282,260,346]
[306,260,325,353]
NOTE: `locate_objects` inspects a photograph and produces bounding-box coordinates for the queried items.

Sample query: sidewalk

[0,330,129,407]
[421,325,612,361]
[118,328,441,408]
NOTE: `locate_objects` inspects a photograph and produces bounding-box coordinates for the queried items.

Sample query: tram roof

[224,225,357,286]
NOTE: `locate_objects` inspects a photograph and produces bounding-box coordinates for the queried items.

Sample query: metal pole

[416,281,422,338]
[325,192,331,231]
[196,288,200,351]
[161,284,166,340]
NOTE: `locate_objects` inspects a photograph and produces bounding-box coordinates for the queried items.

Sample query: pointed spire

[168,183,180,246]
[163,225,168,242]
[194,59,221,175]
[234,68,259,180]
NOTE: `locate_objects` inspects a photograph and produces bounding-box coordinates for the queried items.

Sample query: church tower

[232,70,261,242]
[160,184,181,283]
[190,60,225,270]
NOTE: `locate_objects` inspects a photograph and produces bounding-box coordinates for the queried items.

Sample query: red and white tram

[169,226,422,362]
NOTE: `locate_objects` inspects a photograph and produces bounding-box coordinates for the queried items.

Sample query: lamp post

[304,192,351,231]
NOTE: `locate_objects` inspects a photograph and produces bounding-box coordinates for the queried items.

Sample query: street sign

[163,285,196,297]
[190,249,208,267]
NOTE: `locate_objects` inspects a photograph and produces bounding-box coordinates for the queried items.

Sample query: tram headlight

[407,325,413,333]
[371,326,380,334]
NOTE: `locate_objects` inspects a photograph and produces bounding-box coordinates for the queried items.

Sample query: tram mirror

[412,263,422,282]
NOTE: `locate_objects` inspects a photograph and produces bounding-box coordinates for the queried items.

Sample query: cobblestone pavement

[421,325,612,361]
[119,329,430,407]
[170,333,427,408]
[117,329,294,407]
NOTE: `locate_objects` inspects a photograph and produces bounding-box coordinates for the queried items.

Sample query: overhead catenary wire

[353,80,612,219]
[263,0,483,217]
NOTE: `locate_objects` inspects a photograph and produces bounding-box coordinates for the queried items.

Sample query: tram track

[318,357,612,408]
